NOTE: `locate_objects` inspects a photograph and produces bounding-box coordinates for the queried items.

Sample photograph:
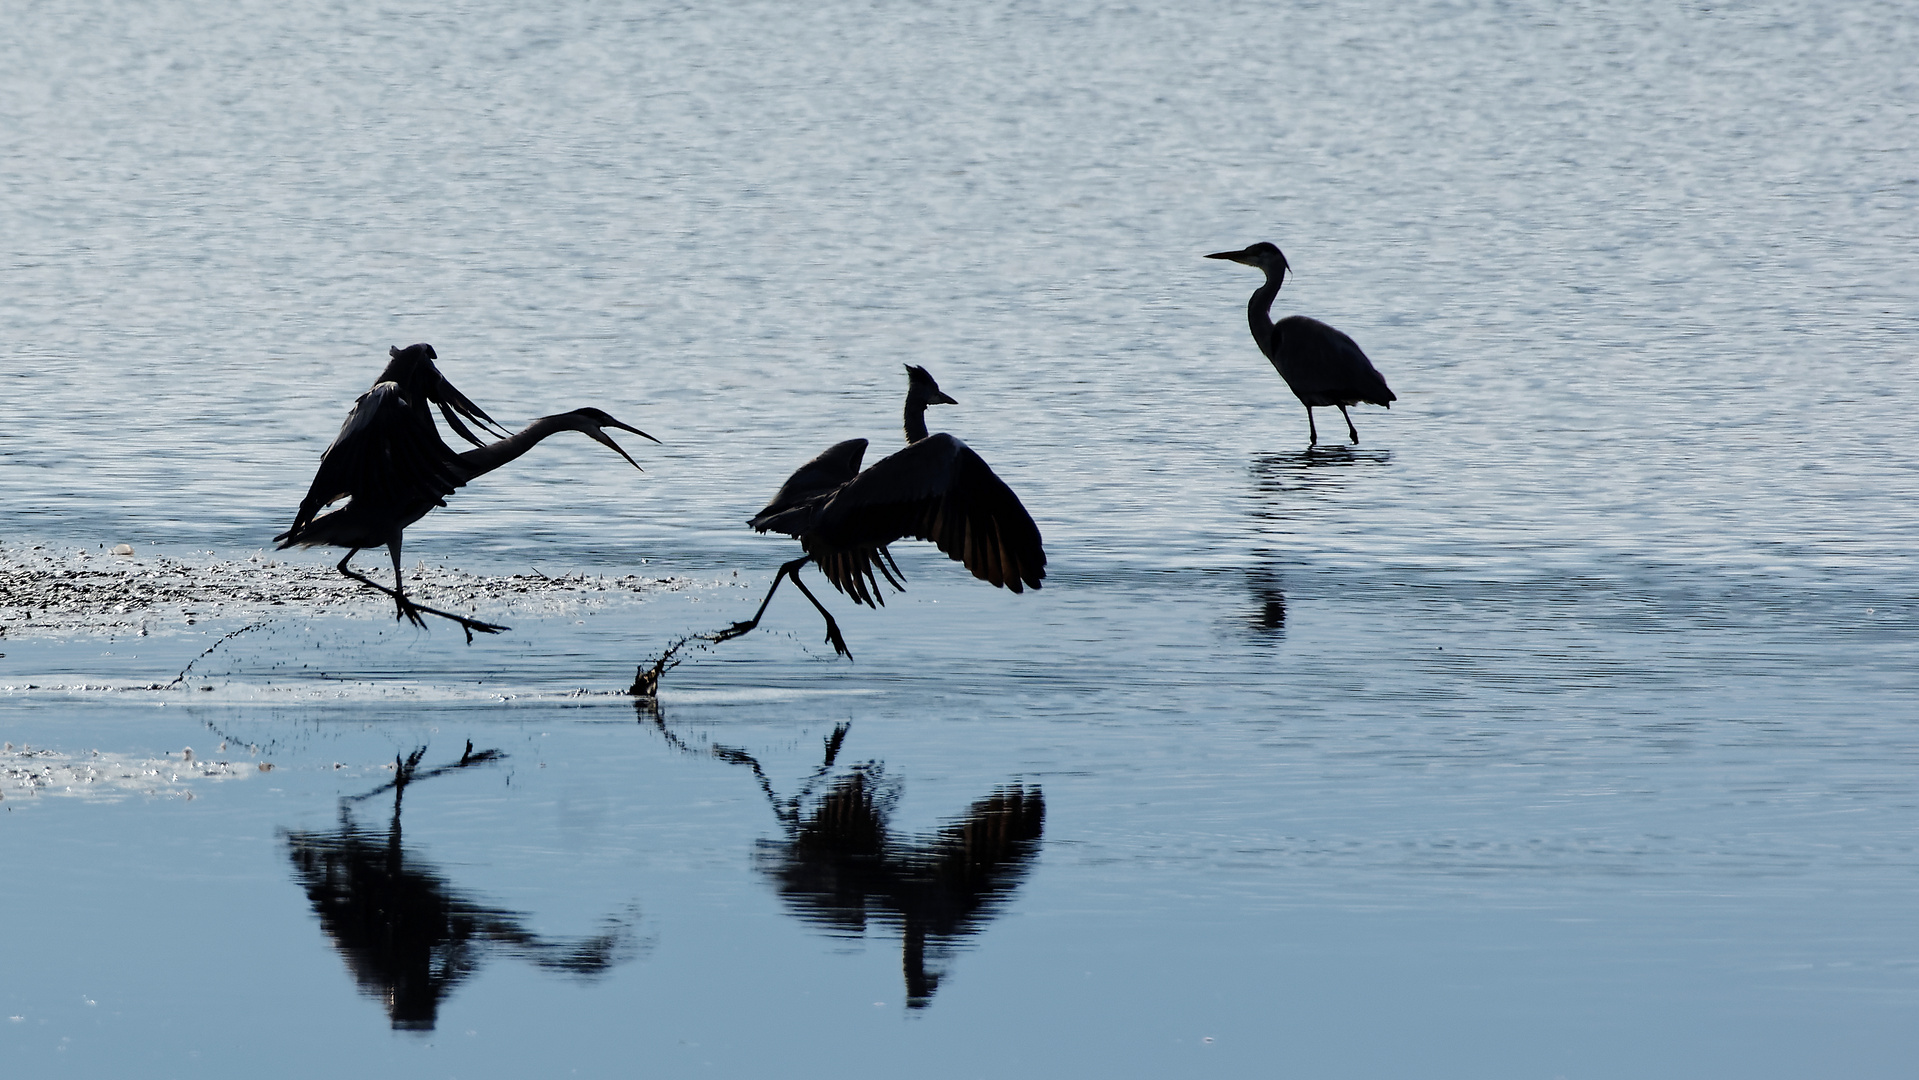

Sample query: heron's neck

[456,413,579,478]
[1247,275,1283,356]
[904,398,931,444]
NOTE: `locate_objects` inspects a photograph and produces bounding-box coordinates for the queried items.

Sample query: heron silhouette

[275,345,657,639]
[717,365,1045,657]
[1207,243,1395,446]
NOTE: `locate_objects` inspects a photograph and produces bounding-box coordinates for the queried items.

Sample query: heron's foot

[402,597,508,643]
[444,611,509,644]
[708,616,850,659]
[711,619,758,644]
[820,617,852,659]
[393,596,430,630]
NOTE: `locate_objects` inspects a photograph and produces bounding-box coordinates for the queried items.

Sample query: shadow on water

[644,709,1044,1009]
[282,743,644,1031]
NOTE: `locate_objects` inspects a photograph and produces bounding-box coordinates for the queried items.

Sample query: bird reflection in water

[1248,447,1392,545]
[282,743,643,1031]
[702,721,1044,1008]
[1250,445,1393,498]
[1247,565,1287,638]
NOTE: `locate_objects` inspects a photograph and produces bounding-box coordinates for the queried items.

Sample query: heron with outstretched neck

[1207,243,1396,446]
[276,345,657,639]
[717,364,1045,658]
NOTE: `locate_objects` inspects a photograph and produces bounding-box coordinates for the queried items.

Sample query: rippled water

[4,1,1917,1076]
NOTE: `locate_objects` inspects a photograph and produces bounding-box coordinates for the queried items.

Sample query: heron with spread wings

[275,344,656,639]
[718,364,1045,658]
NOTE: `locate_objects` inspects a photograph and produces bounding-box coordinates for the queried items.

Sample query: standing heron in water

[1207,242,1396,446]
[717,365,1045,658]
[275,344,658,639]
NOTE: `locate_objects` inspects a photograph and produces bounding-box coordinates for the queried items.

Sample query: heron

[717,364,1045,657]
[275,348,657,639]
[1207,242,1396,446]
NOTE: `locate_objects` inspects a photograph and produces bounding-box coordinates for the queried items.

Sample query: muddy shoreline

[0,544,684,639]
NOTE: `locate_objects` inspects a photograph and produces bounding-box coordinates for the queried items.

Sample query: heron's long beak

[583,414,658,472]
[586,426,647,472]
[1205,249,1253,264]
[932,390,958,405]
[604,416,662,445]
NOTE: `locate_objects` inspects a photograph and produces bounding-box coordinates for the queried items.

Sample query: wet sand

[0,543,686,639]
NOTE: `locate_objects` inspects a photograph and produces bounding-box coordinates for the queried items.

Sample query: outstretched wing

[279,382,466,540]
[804,433,1045,605]
[748,439,869,534]
[1274,315,1396,407]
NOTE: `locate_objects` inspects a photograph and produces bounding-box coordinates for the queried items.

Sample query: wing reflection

[760,770,1045,1007]
[283,744,643,1031]
[692,718,1044,1009]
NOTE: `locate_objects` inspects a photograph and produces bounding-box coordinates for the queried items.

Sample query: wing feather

[749,439,869,534]
[278,382,466,542]
[1274,315,1396,407]
[802,434,1045,603]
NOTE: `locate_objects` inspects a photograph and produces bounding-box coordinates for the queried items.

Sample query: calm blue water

[4,1,1917,1076]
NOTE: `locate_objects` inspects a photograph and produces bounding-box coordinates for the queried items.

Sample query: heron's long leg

[1338,404,1359,444]
[335,548,426,627]
[719,556,806,636]
[1305,405,1320,447]
[387,540,428,629]
[785,565,852,658]
[713,557,852,658]
[334,545,508,641]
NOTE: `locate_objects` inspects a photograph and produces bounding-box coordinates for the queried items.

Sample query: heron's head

[1206,242,1289,281]
[904,364,958,407]
[389,343,438,362]
[563,407,660,472]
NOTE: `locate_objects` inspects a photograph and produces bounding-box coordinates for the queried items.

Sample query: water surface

[3,1,1917,1076]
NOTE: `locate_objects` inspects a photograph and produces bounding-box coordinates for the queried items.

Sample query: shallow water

[4,0,1918,1076]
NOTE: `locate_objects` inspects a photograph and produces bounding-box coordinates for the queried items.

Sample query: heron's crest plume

[904,364,958,406]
